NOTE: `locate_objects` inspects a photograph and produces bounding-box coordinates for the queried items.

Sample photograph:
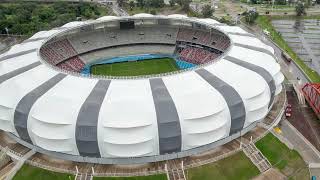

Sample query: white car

[263,29,270,36]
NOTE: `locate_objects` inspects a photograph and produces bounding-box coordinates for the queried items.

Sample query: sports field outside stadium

[90,58,179,76]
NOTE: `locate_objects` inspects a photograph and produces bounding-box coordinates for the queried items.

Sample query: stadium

[0,14,284,165]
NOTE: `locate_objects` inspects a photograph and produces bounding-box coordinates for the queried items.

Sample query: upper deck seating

[68,26,179,54]
[177,28,230,51]
[40,39,78,65]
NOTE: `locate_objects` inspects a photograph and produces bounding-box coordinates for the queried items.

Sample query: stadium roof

[96,16,119,21]
[0,15,284,164]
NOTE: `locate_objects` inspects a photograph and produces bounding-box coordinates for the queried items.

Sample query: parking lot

[272,19,320,74]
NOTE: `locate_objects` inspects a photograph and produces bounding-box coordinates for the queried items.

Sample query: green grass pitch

[90,58,179,76]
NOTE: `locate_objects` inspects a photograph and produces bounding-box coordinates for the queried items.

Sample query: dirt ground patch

[252,168,286,180]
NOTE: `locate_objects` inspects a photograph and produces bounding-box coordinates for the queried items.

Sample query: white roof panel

[0,52,39,76]
[217,26,249,34]
[229,34,274,54]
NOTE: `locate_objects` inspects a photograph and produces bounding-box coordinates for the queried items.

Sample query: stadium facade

[0,14,284,164]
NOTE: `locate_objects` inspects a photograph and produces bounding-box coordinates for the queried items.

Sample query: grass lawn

[91,58,179,76]
[93,174,167,180]
[255,15,320,82]
[13,164,74,180]
[255,133,309,179]
[187,152,260,180]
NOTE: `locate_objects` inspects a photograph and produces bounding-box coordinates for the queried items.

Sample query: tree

[137,0,145,7]
[201,4,214,18]
[275,0,286,5]
[287,0,294,5]
[245,10,259,24]
[129,1,135,10]
[154,0,165,7]
[53,2,70,14]
[295,2,305,16]
[37,7,56,22]
[150,9,156,15]
[250,0,258,4]
[169,0,175,7]
[51,13,76,28]
[145,0,164,8]
[177,0,191,11]
[117,0,126,7]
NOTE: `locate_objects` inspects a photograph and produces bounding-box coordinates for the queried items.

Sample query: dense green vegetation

[201,4,214,18]
[123,0,201,17]
[125,4,181,15]
[123,0,192,12]
[91,58,179,76]
[256,133,309,179]
[295,2,306,16]
[13,164,74,180]
[244,10,259,24]
[93,174,167,180]
[243,0,319,5]
[187,152,260,180]
[0,2,108,36]
[255,15,320,82]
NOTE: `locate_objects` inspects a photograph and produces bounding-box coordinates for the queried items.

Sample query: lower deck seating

[57,56,85,73]
[177,47,220,64]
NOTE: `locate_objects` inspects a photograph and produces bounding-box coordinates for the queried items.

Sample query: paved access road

[276,120,320,178]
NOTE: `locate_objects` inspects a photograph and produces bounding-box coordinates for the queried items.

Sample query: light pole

[5,27,9,37]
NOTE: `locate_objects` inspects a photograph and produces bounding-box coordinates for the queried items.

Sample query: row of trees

[244,2,306,24]
[118,0,193,11]
[244,10,259,24]
[201,5,214,18]
[0,2,107,35]
[295,2,306,16]
[171,0,192,11]
[249,0,318,5]
[249,0,287,5]
[118,0,166,8]
[118,0,214,18]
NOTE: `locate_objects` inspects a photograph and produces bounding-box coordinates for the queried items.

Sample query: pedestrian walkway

[0,162,15,179]
[310,163,320,179]
[4,150,35,180]
[276,120,320,178]
[243,142,271,172]
[278,120,320,163]
[165,160,186,180]
[76,173,93,180]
